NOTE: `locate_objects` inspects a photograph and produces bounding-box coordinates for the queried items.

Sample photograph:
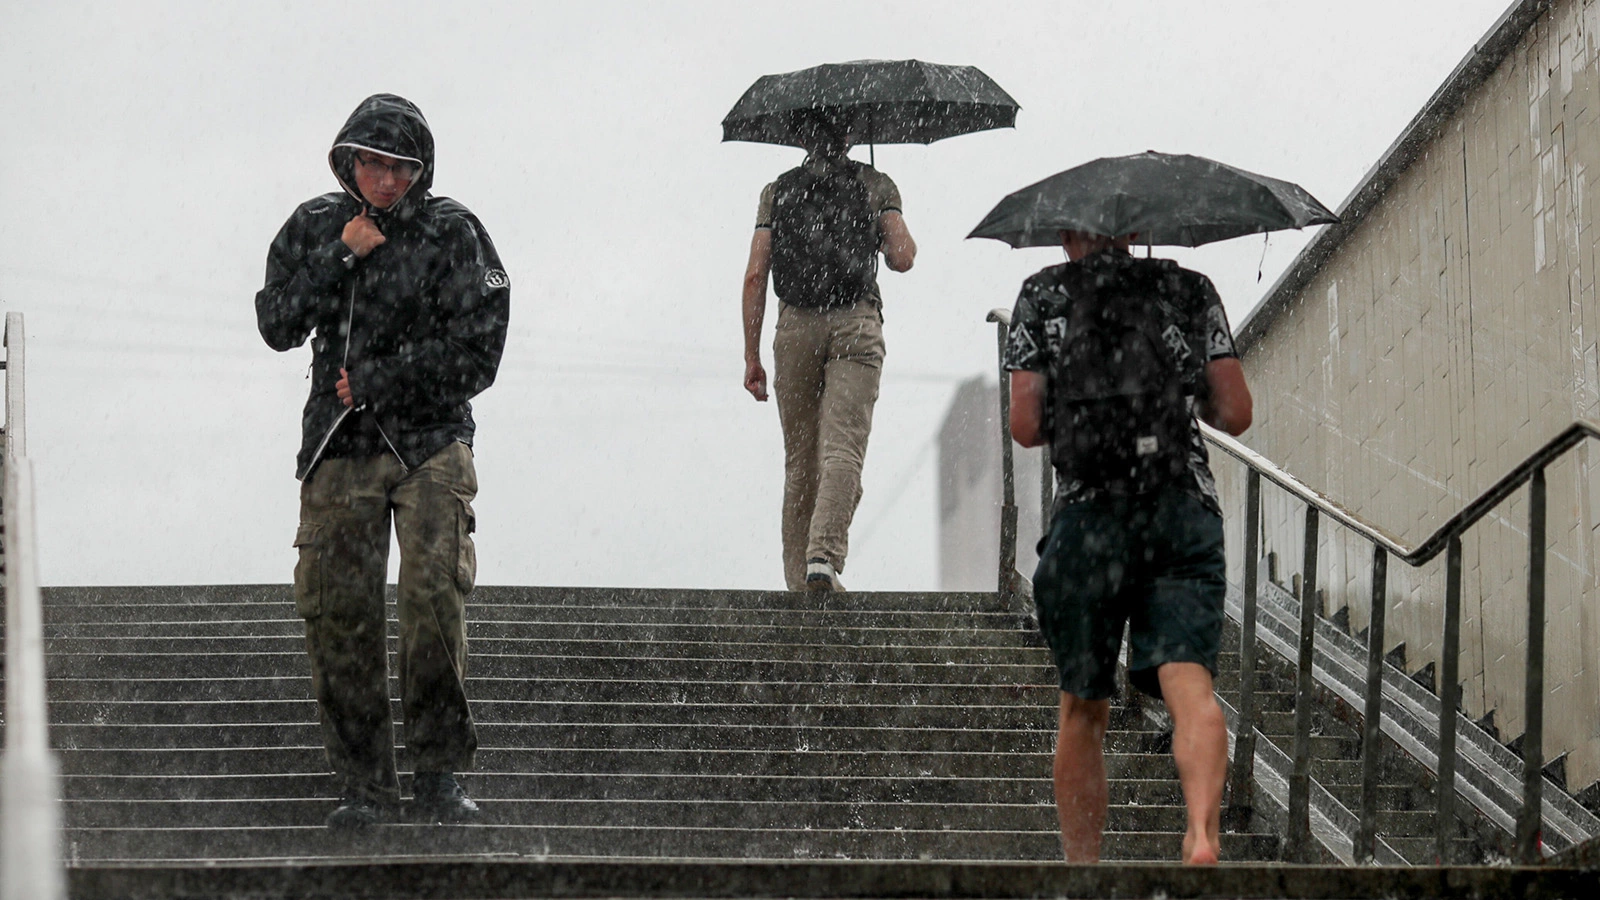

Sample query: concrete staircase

[35,584,1281,865]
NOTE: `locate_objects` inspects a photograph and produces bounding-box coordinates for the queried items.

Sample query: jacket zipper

[303,269,410,477]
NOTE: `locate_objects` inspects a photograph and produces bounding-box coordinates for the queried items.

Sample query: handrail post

[1225,469,1262,827]
[1355,544,1388,863]
[1516,467,1547,863]
[1040,444,1054,541]
[1436,534,1464,864]
[1287,504,1319,861]
[989,311,1020,607]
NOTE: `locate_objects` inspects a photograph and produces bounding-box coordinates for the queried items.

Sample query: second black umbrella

[968,151,1338,248]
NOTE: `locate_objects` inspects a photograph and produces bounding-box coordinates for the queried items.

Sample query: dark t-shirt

[1003,249,1238,513]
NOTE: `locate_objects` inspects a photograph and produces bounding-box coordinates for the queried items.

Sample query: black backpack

[770,161,878,310]
[1045,260,1202,493]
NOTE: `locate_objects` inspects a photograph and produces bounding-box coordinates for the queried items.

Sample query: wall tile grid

[1226,0,1600,791]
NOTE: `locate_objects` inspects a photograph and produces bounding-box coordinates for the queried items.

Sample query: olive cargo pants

[293,441,479,807]
[773,301,885,590]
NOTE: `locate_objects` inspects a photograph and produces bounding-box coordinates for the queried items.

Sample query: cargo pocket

[292,523,323,619]
[455,502,477,595]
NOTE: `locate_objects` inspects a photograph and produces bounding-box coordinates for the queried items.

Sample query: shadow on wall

[938,376,1047,591]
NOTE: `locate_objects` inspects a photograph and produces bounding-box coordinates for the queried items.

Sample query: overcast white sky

[0,1,1515,590]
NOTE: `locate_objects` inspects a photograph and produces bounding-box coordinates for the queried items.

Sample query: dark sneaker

[326,793,382,832]
[805,557,844,592]
[411,771,482,824]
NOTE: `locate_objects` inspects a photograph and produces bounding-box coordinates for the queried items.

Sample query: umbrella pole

[870,143,875,167]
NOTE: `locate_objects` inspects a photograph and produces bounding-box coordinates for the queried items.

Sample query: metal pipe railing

[984,306,1586,864]
[986,309,1029,609]
[1436,535,1464,862]
[1354,544,1388,863]
[1223,470,1261,829]
[1202,423,1579,864]
[0,312,65,900]
[1286,506,1320,862]
[1518,466,1548,862]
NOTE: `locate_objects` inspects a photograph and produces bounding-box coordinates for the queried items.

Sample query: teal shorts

[1031,486,1227,701]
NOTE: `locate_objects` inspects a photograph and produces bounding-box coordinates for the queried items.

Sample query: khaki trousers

[772,302,885,590]
[292,441,479,807]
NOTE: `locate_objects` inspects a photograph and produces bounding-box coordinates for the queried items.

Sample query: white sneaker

[805,558,845,592]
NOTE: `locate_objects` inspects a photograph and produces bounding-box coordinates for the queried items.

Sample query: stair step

[46,618,1041,644]
[51,769,1191,803]
[61,772,1082,804]
[43,637,1048,666]
[52,721,1173,755]
[60,824,1279,863]
[47,699,1058,729]
[1215,689,1298,713]
[39,586,1008,615]
[56,747,1183,780]
[63,798,1078,832]
[43,677,1061,706]
[1378,835,1487,865]
[1324,781,1434,811]
[1255,710,1358,739]
[55,722,1072,754]
[44,653,1055,684]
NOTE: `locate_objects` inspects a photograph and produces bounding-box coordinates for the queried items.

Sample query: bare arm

[1198,357,1252,435]
[879,211,916,273]
[1009,370,1048,448]
[742,229,773,401]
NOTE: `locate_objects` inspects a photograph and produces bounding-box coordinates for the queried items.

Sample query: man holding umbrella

[725,59,1019,591]
[973,152,1335,863]
[739,112,915,591]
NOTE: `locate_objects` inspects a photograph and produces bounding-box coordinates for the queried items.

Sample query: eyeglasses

[354,153,418,182]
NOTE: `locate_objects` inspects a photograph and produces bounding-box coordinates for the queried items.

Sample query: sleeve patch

[484,269,510,289]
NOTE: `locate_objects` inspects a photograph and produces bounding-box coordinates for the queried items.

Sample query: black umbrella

[968,151,1338,248]
[721,59,1019,151]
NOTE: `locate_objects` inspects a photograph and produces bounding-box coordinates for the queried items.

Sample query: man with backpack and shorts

[740,113,917,592]
[1004,230,1253,864]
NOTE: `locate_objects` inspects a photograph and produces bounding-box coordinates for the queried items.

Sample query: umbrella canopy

[968,151,1338,248]
[722,59,1019,148]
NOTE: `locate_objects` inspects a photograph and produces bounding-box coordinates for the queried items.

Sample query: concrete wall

[1224,0,1600,792]
[938,377,1046,591]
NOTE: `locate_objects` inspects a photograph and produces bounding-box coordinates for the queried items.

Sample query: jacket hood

[329,93,434,217]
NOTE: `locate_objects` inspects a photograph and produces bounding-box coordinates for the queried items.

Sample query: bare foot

[1182,831,1220,865]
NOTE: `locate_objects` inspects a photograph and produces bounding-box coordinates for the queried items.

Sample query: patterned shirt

[1002,249,1238,513]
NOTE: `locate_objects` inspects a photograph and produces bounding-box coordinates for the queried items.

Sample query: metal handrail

[984,306,1581,865]
[1201,421,1586,863]
[0,312,65,900]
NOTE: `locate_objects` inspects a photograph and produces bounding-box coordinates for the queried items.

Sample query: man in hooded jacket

[256,94,510,830]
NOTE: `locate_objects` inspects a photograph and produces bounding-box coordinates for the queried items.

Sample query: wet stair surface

[28,584,1289,866]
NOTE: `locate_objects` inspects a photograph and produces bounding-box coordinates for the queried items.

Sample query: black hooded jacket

[256,94,510,480]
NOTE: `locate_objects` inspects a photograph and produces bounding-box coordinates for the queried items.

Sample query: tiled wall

[1223,0,1600,792]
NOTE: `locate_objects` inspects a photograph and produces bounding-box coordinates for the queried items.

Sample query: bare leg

[1054,692,1112,862]
[1157,662,1227,865]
